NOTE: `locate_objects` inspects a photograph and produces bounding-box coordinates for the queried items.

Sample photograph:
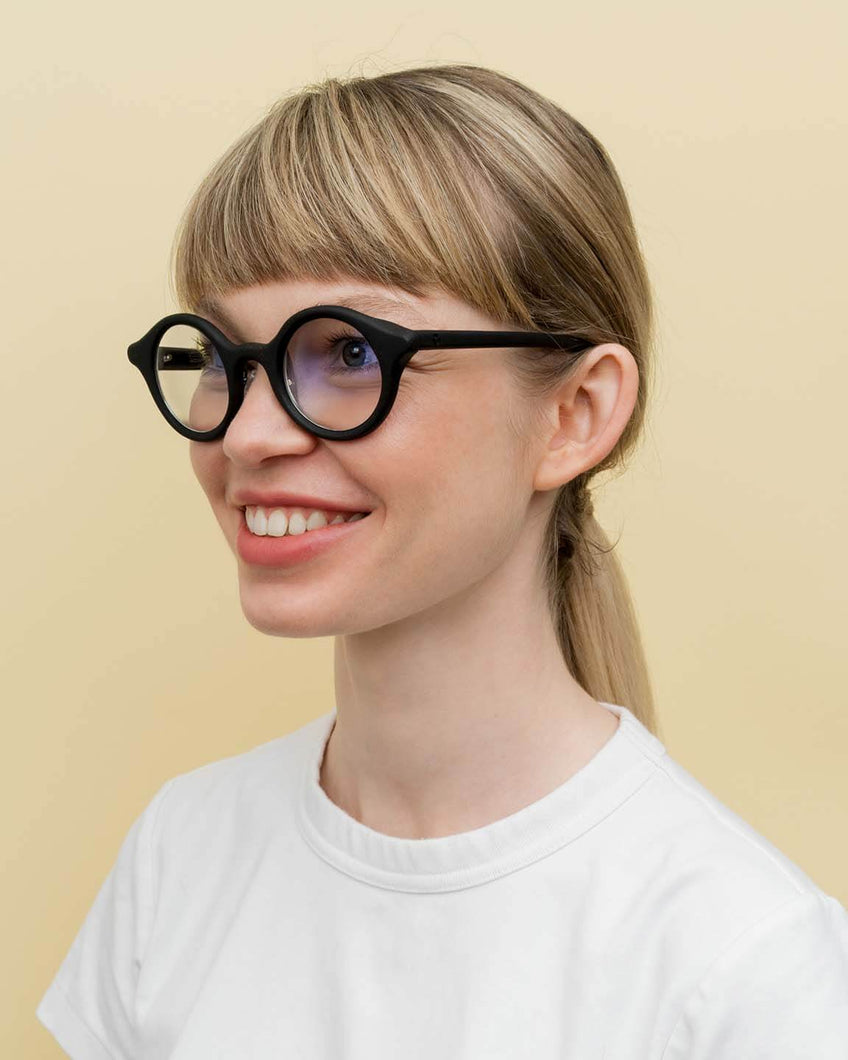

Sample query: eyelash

[195,340,227,372]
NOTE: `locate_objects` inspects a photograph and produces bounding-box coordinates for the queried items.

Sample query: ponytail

[547,476,659,735]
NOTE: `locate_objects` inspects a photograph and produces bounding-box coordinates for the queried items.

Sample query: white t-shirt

[36,702,848,1058]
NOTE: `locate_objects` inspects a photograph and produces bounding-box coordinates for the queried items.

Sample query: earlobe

[532,343,639,492]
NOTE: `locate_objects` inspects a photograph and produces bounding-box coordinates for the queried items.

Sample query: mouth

[234,505,373,566]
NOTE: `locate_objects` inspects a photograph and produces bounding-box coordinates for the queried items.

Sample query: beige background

[4,0,846,1053]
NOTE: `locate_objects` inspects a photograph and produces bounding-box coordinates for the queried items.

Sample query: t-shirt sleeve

[35,777,177,1060]
[661,889,848,1059]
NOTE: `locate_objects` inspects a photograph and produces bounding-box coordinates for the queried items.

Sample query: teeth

[267,509,288,536]
[245,506,367,537]
[288,511,308,535]
[306,510,328,532]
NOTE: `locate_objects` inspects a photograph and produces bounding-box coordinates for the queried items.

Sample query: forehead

[195,284,433,342]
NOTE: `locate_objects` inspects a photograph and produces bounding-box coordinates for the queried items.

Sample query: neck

[323,550,619,840]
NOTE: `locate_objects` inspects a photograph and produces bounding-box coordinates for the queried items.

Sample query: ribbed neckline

[296,702,667,893]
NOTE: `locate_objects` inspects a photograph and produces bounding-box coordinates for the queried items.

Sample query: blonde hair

[170,62,660,736]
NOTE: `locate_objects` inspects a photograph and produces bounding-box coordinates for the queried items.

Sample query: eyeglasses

[127,305,594,441]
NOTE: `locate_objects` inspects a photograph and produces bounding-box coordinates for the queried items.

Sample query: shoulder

[35,712,333,1056]
[615,708,831,909]
[640,746,824,892]
[612,715,848,1051]
[152,710,332,844]
[659,889,848,1056]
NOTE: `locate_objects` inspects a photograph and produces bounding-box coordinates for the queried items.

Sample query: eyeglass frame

[127,304,595,442]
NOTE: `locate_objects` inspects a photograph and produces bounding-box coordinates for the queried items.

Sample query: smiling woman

[36,62,848,1059]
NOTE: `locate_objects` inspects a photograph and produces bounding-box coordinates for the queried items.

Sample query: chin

[241,607,324,639]
[236,587,354,639]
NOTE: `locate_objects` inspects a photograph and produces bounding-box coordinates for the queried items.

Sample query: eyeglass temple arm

[410,329,592,353]
[156,347,206,369]
[154,331,593,369]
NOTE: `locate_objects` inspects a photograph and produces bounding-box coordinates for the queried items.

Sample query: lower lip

[235,512,372,567]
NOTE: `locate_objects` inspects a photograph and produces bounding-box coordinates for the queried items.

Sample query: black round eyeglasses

[127,304,594,442]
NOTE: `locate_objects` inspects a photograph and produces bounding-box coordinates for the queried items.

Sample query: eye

[324,329,380,374]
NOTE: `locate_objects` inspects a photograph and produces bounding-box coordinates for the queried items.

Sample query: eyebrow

[195,292,421,342]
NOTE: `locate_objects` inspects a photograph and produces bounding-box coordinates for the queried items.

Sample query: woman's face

[190,277,545,637]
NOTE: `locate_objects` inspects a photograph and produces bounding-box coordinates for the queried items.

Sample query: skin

[190,276,639,840]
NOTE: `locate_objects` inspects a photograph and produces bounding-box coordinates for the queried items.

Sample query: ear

[531,343,639,492]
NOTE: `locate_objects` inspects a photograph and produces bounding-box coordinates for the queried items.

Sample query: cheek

[374,380,525,559]
[388,371,524,500]
[394,366,509,455]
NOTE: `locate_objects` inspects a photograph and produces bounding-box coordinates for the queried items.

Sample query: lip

[235,509,372,567]
[231,489,373,514]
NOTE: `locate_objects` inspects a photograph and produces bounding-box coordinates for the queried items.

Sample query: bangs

[170,79,527,324]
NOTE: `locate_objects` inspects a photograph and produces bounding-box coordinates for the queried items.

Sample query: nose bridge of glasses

[232,341,272,382]
[234,350,290,416]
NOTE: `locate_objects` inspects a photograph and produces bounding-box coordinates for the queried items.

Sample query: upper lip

[231,490,372,514]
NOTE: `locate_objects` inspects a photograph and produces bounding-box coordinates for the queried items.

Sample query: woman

[37,63,848,1057]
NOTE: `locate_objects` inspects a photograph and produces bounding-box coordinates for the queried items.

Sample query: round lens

[283,317,383,431]
[155,323,229,433]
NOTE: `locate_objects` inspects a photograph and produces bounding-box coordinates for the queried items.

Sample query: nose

[221,360,315,465]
